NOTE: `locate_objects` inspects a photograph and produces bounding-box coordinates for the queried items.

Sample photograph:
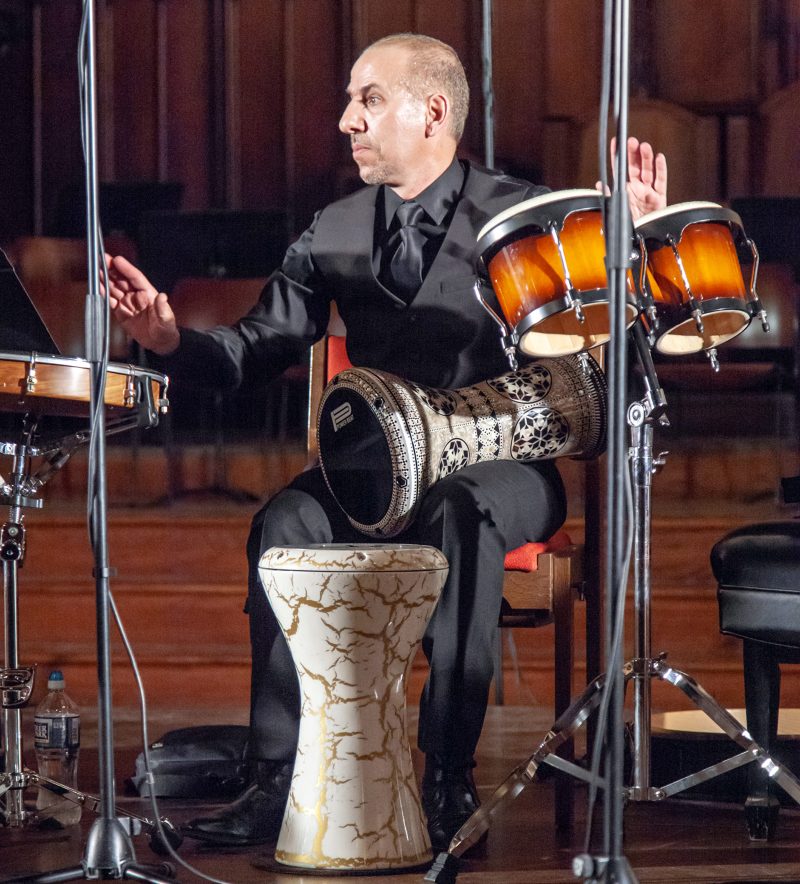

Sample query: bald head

[364,33,470,142]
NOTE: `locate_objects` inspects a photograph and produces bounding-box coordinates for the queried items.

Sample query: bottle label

[34,715,80,750]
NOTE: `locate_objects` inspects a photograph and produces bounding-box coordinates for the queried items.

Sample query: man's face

[339,45,429,188]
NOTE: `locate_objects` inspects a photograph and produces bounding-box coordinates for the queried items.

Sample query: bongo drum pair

[476,189,768,363]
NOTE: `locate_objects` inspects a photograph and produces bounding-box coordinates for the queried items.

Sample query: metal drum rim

[0,349,168,386]
[476,188,603,245]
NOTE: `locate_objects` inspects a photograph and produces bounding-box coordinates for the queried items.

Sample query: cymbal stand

[426,331,800,884]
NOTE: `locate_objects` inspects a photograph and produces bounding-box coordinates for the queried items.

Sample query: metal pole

[481,0,494,169]
[602,0,636,878]
[2,449,29,826]
[630,417,653,799]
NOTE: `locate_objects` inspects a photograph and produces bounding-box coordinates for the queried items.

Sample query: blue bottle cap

[47,671,65,690]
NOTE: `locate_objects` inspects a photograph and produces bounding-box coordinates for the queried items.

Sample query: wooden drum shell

[477,189,638,358]
[635,203,756,355]
[0,351,168,425]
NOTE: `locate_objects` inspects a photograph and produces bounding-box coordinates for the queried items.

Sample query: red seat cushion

[326,335,351,381]
[503,529,572,573]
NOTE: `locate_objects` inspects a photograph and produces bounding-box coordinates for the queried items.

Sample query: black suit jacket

[158,161,547,392]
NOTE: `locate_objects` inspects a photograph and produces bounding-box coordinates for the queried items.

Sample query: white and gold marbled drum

[259,543,448,872]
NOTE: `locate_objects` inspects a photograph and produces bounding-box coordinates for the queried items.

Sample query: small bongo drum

[634,202,766,358]
[477,189,639,358]
[259,543,448,872]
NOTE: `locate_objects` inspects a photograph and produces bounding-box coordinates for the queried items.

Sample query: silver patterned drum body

[259,543,448,872]
[317,354,606,537]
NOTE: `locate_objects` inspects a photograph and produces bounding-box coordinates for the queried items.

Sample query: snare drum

[634,203,760,356]
[477,189,638,358]
[0,351,169,428]
[318,356,606,537]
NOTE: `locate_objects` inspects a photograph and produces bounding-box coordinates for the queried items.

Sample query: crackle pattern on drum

[259,546,446,870]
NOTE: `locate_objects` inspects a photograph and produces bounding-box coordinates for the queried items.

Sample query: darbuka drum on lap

[318,356,606,537]
[259,543,447,872]
[476,189,638,357]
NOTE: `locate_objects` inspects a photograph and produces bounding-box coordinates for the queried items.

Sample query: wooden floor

[3,707,800,883]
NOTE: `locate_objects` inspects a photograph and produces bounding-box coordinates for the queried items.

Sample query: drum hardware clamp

[665,234,707,338]
[23,351,38,395]
[549,222,586,324]
[635,236,661,346]
[472,280,519,371]
[746,240,770,334]
[124,366,137,408]
[0,666,35,709]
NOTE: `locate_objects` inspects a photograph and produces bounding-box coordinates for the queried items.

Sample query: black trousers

[245,459,566,764]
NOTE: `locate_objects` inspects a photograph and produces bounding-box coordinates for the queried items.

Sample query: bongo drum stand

[426,322,800,883]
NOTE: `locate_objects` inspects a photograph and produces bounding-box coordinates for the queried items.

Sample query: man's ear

[425,94,448,137]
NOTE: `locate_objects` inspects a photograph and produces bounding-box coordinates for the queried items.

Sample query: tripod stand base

[424,658,800,882]
[650,708,800,805]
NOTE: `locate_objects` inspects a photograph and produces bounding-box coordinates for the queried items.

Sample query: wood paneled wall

[1,0,800,242]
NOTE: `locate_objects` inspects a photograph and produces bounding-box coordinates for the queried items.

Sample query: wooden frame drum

[0,351,168,427]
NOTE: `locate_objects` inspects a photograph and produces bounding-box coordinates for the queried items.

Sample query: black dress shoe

[182,760,292,847]
[421,755,484,852]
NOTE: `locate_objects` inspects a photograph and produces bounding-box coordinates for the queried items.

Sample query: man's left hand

[597,136,669,220]
[625,136,668,220]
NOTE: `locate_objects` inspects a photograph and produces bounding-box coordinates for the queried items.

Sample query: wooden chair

[306,320,602,830]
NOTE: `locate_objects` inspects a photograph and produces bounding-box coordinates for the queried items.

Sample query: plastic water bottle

[34,670,82,826]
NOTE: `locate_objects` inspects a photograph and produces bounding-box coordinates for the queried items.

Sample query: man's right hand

[103,254,181,355]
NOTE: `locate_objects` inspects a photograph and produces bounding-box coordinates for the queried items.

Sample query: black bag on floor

[127,725,249,799]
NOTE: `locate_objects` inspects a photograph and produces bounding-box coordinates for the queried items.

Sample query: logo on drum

[330,401,354,431]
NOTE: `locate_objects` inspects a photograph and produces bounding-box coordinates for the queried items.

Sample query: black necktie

[383,201,428,300]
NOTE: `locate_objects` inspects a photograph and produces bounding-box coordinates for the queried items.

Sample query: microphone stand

[598,0,636,877]
[7,3,175,881]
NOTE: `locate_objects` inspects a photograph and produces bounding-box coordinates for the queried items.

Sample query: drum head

[655,307,752,355]
[517,298,639,357]
[318,384,396,529]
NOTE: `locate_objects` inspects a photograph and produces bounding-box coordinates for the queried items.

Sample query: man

[105,33,667,851]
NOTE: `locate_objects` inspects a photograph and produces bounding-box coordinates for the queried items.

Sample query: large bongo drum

[634,202,764,357]
[259,543,448,872]
[318,356,606,537]
[476,189,639,357]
